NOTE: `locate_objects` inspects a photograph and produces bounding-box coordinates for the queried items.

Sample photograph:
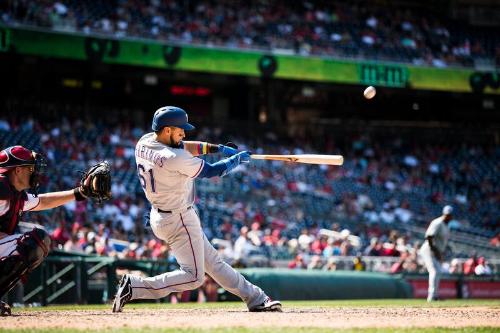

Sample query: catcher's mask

[0,146,47,196]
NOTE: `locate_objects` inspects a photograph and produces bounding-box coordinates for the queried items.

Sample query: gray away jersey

[423,216,450,254]
[135,133,204,210]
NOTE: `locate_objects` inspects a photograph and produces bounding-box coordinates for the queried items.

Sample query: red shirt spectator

[463,256,478,275]
[310,236,328,254]
[51,221,70,246]
[490,234,499,247]
[288,254,307,269]
[263,229,281,246]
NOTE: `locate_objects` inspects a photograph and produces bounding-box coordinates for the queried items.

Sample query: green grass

[9,299,500,312]
[1,328,499,333]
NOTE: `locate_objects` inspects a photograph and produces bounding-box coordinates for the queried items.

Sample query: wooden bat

[250,154,343,166]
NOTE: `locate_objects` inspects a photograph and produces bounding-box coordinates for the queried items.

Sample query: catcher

[0,145,111,316]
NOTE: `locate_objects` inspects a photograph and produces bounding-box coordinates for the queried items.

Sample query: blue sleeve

[197,160,227,178]
[197,152,245,178]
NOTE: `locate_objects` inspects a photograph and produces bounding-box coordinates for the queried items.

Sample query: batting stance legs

[201,233,265,306]
[113,208,278,311]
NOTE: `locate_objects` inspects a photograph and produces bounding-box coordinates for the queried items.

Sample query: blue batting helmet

[151,106,195,131]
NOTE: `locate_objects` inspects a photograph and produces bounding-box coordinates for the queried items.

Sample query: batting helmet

[151,106,195,131]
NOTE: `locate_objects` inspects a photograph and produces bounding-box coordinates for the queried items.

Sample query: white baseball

[364,86,376,99]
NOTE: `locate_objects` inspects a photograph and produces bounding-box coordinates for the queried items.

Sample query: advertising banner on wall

[2,26,499,94]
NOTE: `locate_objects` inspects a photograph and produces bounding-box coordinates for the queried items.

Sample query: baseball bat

[250,154,344,166]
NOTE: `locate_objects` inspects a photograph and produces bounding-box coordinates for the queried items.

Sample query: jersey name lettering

[135,145,166,167]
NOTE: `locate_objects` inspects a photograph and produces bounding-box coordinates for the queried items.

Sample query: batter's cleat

[249,297,282,312]
[0,301,11,316]
[112,275,132,313]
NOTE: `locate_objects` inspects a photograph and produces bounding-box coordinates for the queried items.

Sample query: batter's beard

[168,133,182,148]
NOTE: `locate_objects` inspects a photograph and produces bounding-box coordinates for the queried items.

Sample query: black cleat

[112,275,132,313]
[249,297,282,312]
[0,301,11,316]
[427,296,444,302]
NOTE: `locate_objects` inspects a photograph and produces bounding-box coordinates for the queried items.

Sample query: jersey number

[137,164,156,192]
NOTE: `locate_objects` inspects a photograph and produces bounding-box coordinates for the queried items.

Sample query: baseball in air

[364,86,376,99]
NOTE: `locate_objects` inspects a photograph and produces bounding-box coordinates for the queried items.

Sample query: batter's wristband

[208,143,219,153]
[198,142,219,155]
[73,188,87,201]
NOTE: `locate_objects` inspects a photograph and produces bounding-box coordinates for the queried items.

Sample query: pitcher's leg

[427,265,437,301]
[423,254,439,301]
[202,234,265,309]
[431,257,441,300]
[130,215,205,300]
[421,250,435,301]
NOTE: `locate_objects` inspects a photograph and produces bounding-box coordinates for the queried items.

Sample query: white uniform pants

[420,246,441,301]
[128,207,266,309]
[0,234,22,258]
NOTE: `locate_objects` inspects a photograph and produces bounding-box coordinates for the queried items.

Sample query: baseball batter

[112,106,281,312]
[419,205,452,302]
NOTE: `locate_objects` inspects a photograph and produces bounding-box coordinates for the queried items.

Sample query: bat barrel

[250,154,343,166]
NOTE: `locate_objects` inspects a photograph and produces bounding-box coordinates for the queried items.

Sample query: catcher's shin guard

[17,228,51,269]
[0,228,51,298]
[0,255,28,298]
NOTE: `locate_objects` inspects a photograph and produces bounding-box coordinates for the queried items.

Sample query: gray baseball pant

[127,208,266,309]
[421,247,441,301]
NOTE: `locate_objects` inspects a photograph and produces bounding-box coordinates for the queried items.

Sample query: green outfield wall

[239,269,412,300]
[1,26,498,94]
[21,255,498,304]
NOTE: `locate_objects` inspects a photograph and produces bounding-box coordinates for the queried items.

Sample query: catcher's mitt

[80,161,112,202]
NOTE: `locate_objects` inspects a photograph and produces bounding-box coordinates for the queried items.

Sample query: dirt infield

[3,306,499,329]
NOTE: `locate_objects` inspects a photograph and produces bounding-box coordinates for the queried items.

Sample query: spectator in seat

[490,234,500,248]
[352,254,366,271]
[307,255,324,270]
[323,257,338,271]
[391,250,408,274]
[288,254,307,269]
[474,257,492,276]
[463,254,478,275]
[448,258,462,274]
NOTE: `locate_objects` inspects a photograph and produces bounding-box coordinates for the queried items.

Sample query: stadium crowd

[1,0,499,67]
[0,112,498,277]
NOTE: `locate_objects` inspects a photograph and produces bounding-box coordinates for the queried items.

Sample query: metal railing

[23,256,171,305]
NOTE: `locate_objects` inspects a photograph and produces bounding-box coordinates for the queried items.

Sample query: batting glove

[237,151,251,163]
[220,151,250,177]
[218,142,239,157]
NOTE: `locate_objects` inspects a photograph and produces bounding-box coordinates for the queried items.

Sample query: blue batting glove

[218,144,238,157]
[237,151,251,164]
[220,151,251,177]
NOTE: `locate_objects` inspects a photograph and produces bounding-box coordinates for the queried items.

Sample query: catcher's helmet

[0,146,36,173]
[152,106,195,131]
[0,146,46,196]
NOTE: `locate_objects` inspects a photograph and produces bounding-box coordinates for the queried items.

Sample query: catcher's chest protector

[0,176,27,234]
